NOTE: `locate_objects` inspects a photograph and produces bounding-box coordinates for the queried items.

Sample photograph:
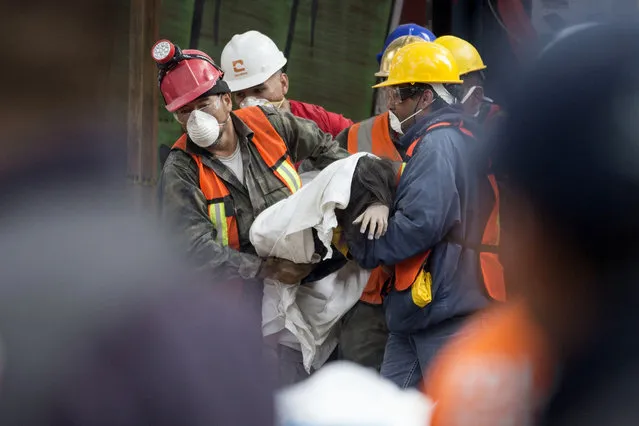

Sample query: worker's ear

[472,86,484,102]
[419,89,435,109]
[221,93,233,111]
[280,72,289,96]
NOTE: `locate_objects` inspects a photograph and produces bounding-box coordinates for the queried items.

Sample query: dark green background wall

[158,0,393,148]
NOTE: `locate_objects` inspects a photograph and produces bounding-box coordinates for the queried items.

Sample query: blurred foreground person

[0,3,275,424]
[493,22,639,425]
[424,300,554,425]
[0,231,275,426]
[277,362,434,426]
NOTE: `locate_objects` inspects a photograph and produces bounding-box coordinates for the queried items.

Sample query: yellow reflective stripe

[399,162,407,176]
[208,202,229,246]
[275,160,302,193]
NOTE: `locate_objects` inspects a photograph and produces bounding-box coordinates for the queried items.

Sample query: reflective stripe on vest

[346,112,400,305]
[235,107,302,194]
[394,120,506,302]
[208,196,236,248]
[172,106,301,250]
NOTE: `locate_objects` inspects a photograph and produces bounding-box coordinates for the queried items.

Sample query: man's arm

[268,109,349,169]
[158,151,263,279]
[325,110,354,138]
[347,131,462,269]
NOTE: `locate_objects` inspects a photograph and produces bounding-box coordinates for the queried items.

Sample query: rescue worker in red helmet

[153,40,350,385]
[221,31,353,139]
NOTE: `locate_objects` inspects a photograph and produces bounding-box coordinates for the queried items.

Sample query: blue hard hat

[376,23,436,64]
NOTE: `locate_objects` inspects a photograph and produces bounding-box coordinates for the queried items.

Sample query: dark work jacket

[348,106,492,333]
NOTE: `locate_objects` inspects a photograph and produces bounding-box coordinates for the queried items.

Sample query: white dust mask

[388,110,404,135]
[239,96,270,109]
[239,96,285,109]
[186,110,225,148]
[389,98,435,135]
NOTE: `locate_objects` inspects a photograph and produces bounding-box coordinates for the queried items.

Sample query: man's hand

[258,257,316,284]
[353,203,390,240]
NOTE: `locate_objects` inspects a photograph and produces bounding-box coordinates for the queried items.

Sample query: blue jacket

[348,107,492,333]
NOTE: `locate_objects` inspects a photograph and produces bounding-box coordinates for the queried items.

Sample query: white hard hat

[221,30,288,92]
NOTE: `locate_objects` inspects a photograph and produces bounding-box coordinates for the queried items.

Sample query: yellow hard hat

[372,42,462,88]
[434,35,486,76]
[375,35,428,78]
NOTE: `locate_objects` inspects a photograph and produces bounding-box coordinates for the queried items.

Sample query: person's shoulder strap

[426,120,476,139]
[233,106,288,158]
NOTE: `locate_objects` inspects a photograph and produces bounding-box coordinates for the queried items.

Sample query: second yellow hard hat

[434,35,486,76]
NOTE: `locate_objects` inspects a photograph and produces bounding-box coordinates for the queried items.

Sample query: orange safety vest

[347,112,402,162]
[394,120,506,303]
[172,106,302,250]
[346,112,401,305]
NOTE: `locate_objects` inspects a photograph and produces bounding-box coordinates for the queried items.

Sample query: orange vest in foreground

[424,300,554,426]
[393,120,506,307]
[347,112,401,305]
[172,106,302,250]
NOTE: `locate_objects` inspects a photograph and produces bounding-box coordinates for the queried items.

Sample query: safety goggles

[386,85,426,105]
[173,97,225,124]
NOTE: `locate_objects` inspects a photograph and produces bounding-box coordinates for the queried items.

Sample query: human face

[459,76,484,115]
[173,94,232,130]
[232,72,289,107]
[386,85,433,130]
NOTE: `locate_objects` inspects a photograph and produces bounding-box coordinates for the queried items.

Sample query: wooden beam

[128,0,160,205]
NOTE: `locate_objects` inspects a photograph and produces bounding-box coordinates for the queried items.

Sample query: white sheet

[250,153,372,372]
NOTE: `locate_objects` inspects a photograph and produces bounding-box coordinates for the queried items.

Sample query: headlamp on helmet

[152,40,175,64]
[151,40,224,86]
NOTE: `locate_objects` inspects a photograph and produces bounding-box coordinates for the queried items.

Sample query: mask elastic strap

[461,86,479,104]
[399,97,436,126]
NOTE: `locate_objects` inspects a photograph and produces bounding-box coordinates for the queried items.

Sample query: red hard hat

[152,40,225,112]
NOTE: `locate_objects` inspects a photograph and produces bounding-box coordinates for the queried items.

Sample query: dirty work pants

[338,301,388,371]
[381,316,468,388]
